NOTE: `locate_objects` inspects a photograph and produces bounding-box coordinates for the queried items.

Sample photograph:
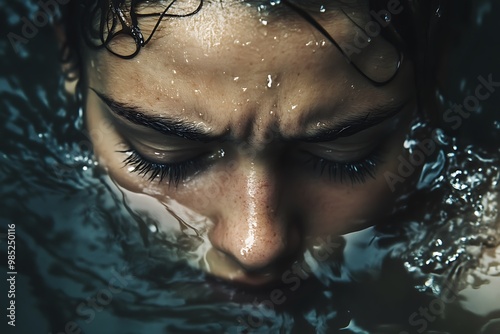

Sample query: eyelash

[301,146,384,184]
[120,145,384,186]
[119,148,204,186]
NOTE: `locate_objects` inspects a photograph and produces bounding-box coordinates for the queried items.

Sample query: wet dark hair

[63,0,453,116]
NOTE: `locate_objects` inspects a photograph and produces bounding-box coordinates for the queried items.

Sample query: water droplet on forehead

[266,74,273,88]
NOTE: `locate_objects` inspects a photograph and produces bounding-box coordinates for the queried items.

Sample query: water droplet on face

[291,104,297,110]
[233,77,239,81]
[208,148,225,160]
[260,18,268,26]
[266,74,273,88]
[319,5,326,13]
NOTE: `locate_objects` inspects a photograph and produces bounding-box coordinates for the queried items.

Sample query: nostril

[237,249,300,276]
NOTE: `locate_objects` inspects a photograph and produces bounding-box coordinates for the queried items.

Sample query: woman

[52,0,499,332]
[62,0,440,282]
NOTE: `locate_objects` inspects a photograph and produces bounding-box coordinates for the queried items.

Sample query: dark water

[1,1,500,333]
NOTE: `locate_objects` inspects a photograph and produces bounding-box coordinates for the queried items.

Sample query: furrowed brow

[93,89,228,142]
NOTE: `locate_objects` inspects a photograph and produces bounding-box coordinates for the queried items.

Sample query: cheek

[293,179,395,236]
[291,146,405,236]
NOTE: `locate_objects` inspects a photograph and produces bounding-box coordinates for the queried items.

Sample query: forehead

[85,0,406,132]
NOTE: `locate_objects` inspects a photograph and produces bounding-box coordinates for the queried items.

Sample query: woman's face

[83,1,416,285]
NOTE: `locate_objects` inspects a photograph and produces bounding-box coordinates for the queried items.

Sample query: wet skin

[82,0,417,285]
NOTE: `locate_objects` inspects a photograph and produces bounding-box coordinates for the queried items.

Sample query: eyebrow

[93,89,228,143]
[93,89,407,144]
[294,102,408,142]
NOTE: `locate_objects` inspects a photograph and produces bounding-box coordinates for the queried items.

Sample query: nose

[208,161,301,276]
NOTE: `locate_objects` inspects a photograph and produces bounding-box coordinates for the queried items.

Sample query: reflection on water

[1,0,500,333]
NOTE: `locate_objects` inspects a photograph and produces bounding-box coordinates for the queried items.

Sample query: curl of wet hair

[79,0,203,59]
